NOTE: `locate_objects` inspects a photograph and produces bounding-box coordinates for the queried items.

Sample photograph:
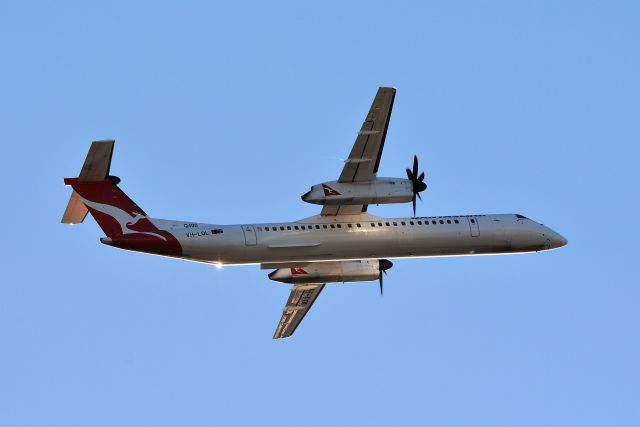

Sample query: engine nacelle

[269,260,392,284]
[301,178,414,206]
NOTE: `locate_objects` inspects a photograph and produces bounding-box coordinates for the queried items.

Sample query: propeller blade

[379,272,383,296]
[406,168,413,180]
[412,193,417,217]
[418,171,425,182]
[417,192,422,201]
[413,155,419,177]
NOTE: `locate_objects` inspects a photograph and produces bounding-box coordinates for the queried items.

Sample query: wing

[321,87,396,216]
[273,283,326,339]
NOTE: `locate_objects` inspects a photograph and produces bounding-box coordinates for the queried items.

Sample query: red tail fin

[63,177,147,238]
[62,141,182,256]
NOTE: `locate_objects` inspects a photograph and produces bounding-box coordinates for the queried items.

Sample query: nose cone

[546,229,568,249]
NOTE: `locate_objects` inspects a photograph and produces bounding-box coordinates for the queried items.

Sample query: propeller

[378,259,393,296]
[406,155,427,216]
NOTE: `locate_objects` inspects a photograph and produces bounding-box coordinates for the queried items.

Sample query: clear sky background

[1,1,638,426]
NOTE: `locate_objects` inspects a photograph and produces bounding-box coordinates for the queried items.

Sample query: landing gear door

[468,217,480,237]
[242,225,257,246]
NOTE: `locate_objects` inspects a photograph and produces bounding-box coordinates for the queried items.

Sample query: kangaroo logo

[79,196,167,241]
[322,184,341,197]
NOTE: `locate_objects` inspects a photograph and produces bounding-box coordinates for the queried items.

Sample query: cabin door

[468,217,480,237]
[242,225,257,246]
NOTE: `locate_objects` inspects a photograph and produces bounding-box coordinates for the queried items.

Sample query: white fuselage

[111,213,567,265]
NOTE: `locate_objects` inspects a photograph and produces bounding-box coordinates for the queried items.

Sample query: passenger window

[470,219,476,223]
[330,224,335,229]
[454,219,459,224]
[337,224,342,228]
[287,226,292,230]
[357,223,362,228]
[401,222,406,226]
[393,222,397,226]
[280,226,284,230]
[323,225,328,229]
[265,227,269,231]
[439,220,444,224]
[385,222,390,226]
[370,223,375,227]
[348,224,353,228]
[294,226,299,230]
[417,221,422,225]
[315,225,320,229]
[432,220,436,225]
[447,220,451,224]
[409,221,414,225]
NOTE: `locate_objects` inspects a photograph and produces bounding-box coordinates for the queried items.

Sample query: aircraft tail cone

[100,237,114,246]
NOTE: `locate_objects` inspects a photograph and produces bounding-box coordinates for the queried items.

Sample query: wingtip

[272,334,290,340]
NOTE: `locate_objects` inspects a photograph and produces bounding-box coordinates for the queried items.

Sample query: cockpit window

[516,214,528,219]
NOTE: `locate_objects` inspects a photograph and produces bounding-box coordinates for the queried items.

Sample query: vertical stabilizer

[61,140,182,256]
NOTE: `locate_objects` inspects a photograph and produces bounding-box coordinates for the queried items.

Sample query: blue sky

[1,1,638,426]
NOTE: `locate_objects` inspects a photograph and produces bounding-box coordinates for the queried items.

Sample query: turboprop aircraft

[61,87,567,339]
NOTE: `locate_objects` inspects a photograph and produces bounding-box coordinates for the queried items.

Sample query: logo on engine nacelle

[290,267,308,275]
[322,184,341,197]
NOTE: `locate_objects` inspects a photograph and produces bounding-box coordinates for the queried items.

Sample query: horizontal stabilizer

[61,190,89,224]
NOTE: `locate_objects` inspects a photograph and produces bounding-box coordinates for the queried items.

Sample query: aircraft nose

[546,230,568,249]
[558,234,568,247]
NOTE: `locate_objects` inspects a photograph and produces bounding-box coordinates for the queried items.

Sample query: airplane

[61,87,567,339]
